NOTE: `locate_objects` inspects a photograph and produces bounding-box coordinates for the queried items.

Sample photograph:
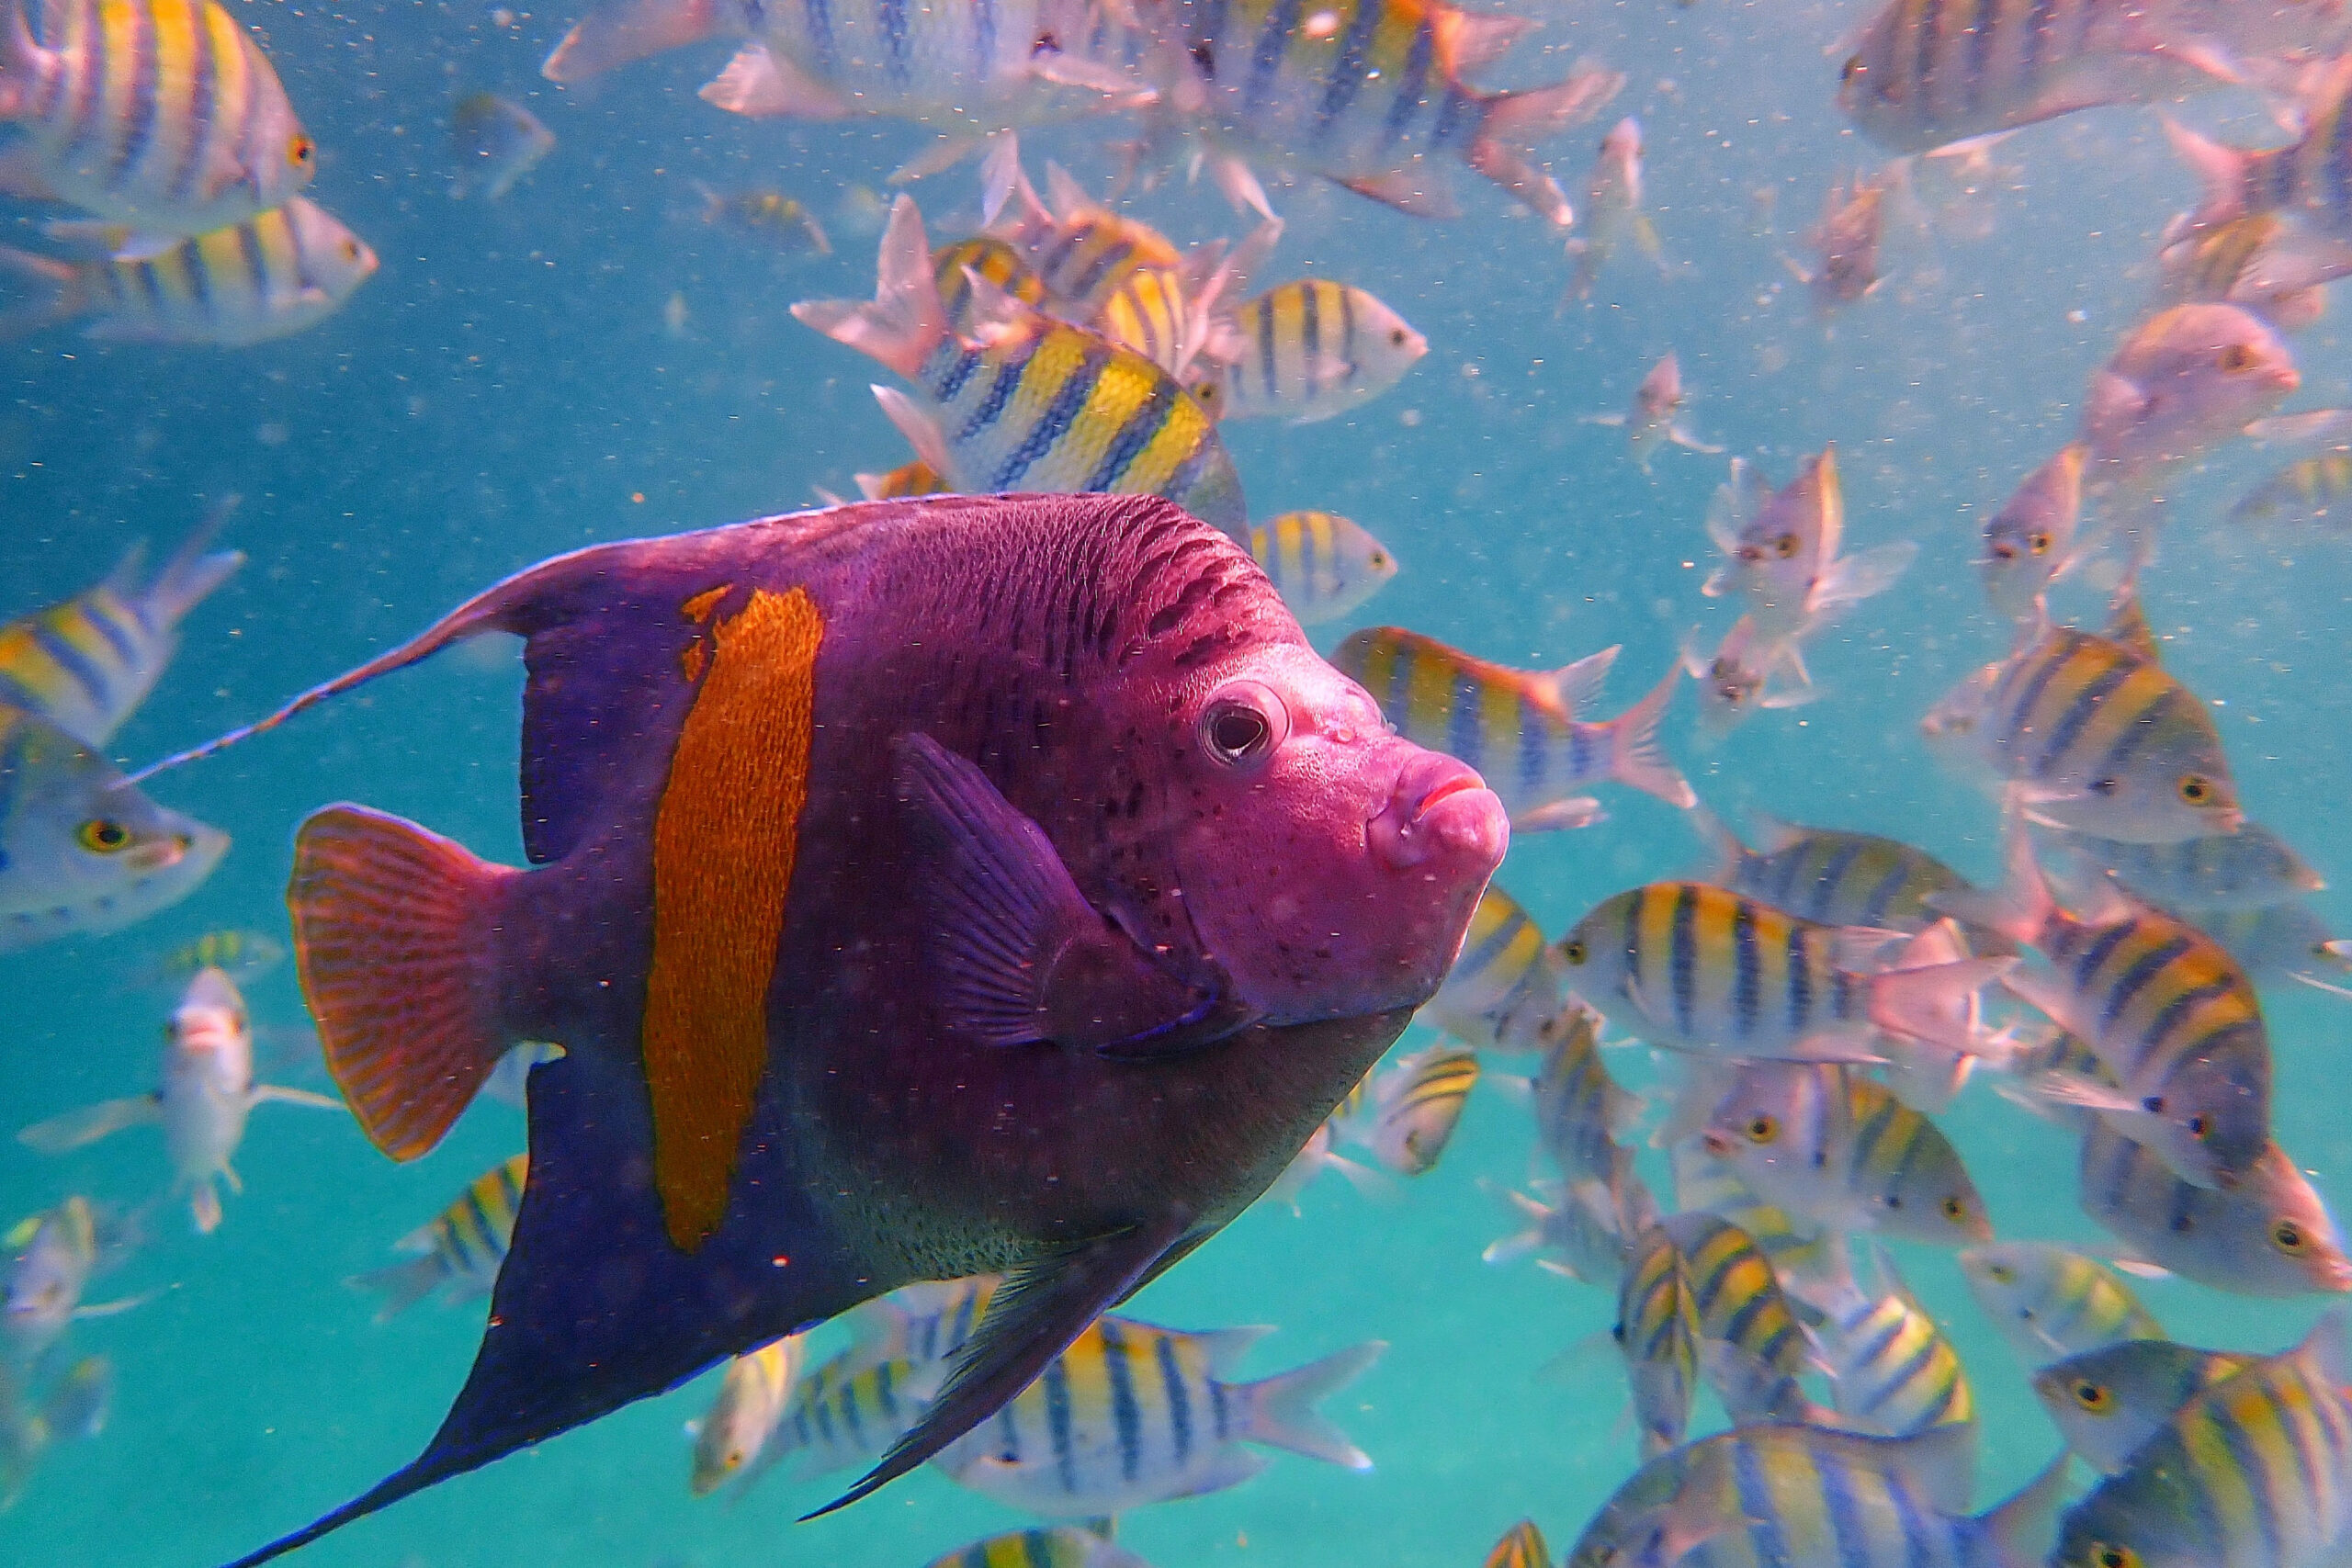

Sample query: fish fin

[810,1213,1189,1518]
[1238,1340,1385,1468]
[1207,154,1277,223]
[143,497,244,629]
[1970,1452,2072,1568]
[1332,170,1462,220]
[888,133,982,187]
[2160,116,2250,231]
[1812,539,1917,611]
[700,41,850,118]
[1668,424,1723,455]
[1530,644,1619,720]
[190,1181,222,1235]
[1584,412,1628,428]
[1025,47,1149,98]
[1191,1324,1278,1377]
[976,130,1022,225]
[1924,823,2051,948]
[287,806,523,1161]
[0,1214,35,1248]
[1602,664,1695,809]
[250,1084,345,1111]
[871,386,955,479]
[0,0,41,120]
[0,243,89,338]
[1440,8,1532,73]
[790,196,946,381]
[1686,803,1749,886]
[347,1256,447,1323]
[1866,955,2014,1057]
[893,733,1246,1056]
[68,1292,150,1323]
[2244,408,2352,451]
[541,0,728,80]
[1471,69,1624,226]
[1778,1029,1887,1065]
[1514,797,1605,832]
[1705,458,1770,555]
[18,1094,161,1154]
[103,230,186,263]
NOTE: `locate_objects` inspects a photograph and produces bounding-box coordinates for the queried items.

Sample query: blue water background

[4,0,2350,1562]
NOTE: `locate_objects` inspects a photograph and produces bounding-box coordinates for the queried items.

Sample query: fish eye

[1198,681,1287,769]
[2071,1379,2111,1412]
[341,239,361,261]
[2177,773,2216,805]
[2093,1546,2138,1568]
[288,133,315,168]
[75,818,131,853]
[1745,1113,1778,1143]
[1941,1195,1967,1222]
[2220,343,2256,372]
[2187,1112,2211,1138]
[1772,533,1800,558]
[1985,1262,2014,1283]
[2275,1220,2307,1251]
[1561,940,1589,965]
[2029,530,2052,554]
[1368,551,1389,568]
[1389,328,1408,347]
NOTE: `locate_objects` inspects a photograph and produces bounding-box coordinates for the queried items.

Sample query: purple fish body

[201,492,1506,1566]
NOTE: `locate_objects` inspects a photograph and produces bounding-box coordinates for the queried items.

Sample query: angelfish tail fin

[288,806,523,1161]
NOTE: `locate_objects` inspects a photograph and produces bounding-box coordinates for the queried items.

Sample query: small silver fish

[1587,353,1721,471]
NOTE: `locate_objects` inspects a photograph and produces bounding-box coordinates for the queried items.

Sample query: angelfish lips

[1368,752,1508,875]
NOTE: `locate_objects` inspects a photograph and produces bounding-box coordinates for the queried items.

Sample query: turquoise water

[5,0,2352,1562]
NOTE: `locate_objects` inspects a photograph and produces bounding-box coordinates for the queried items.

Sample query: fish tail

[149,498,246,626]
[346,1255,446,1323]
[288,805,525,1162]
[0,245,88,338]
[1686,801,1747,885]
[1602,664,1696,809]
[2162,117,2252,231]
[1923,821,2051,945]
[1468,70,1625,227]
[1238,1341,1385,1468]
[1866,955,2014,1059]
[1963,1452,2071,1568]
[0,0,39,118]
[789,196,946,382]
[540,0,728,81]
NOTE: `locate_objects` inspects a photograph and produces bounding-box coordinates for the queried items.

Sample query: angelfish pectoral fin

[805,1212,1193,1520]
[894,734,1250,1055]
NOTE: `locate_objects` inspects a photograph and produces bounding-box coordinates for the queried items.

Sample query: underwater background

[5,0,2352,1562]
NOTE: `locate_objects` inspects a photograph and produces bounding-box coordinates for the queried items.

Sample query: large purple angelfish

[181,492,1506,1567]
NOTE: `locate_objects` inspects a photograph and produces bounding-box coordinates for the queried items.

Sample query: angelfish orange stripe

[645,584,823,1251]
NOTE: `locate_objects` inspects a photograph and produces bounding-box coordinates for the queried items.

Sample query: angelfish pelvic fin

[805,1211,1192,1518]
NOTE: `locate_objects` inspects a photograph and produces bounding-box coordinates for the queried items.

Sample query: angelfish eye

[1560,940,1589,965]
[1772,533,1801,558]
[2029,530,2054,554]
[288,133,315,168]
[2275,1220,2307,1251]
[1745,1113,1779,1143]
[1198,680,1288,770]
[2094,1545,2139,1568]
[2072,1380,2111,1411]
[2221,343,2256,372]
[2177,773,2216,806]
[75,818,131,853]
[1941,1195,1968,1222]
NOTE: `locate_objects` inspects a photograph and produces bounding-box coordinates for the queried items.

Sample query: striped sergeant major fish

[348,1156,527,1322]
[1796,1242,1977,1452]
[2053,1313,2352,1568]
[1920,595,2245,845]
[921,1529,1154,1568]
[1125,0,1623,225]
[1565,118,1663,300]
[0,0,314,247]
[1692,809,1980,939]
[2033,1337,2249,1475]
[2035,819,2324,913]
[1191,279,1427,424]
[0,197,378,346]
[2169,56,2352,241]
[1957,1241,2164,1368]
[932,235,1049,334]
[1,1195,142,1371]
[1694,1063,1993,1247]
[137,927,284,989]
[1483,1168,1653,1286]
[762,1350,954,1483]
[2153,213,2339,334]
[1554,883,2010,1070]
[840,1275,999,1374]
[1657,1210,1811,1426]
[687,1333,807,1497]
[1615,1218,1702,1459]
[2078,1121,2352,1297]
[1486,1520,1554,1568]
[544,0,1145,134]
[1331,628,1695,831]
[1835,0,2258,154]
[933,1317,1382,1517]
[1523,1000,1642,1187]
[2232,451,2352,530]
[1336,1042,1479,1176]
[0,508,242,749]
[1938,829,2272,1193]
[0,705,227,953]
[2079,305,2300,494]
[1248,511,1397,627]
[792,197,1248,540]
[990,160,1188,326]
[1565,1408,2068,1568]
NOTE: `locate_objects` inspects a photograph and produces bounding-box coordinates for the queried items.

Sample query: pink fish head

[1145,635,1510,1026]
[2086,304,2300,472]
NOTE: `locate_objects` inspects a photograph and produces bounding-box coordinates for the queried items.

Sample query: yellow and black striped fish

[1340,1042,1479,1177]
[796,197,1247,538]
[934,1316,1381,1517]
[349,1154,526,1322]
[1696,810,1977,937]
[1959,1240,2163,1369]
[2078,1122,2352,1298]
[1658,1210,1810,1424]
[1484,1520,1552,1568]
[1614,1220,1702,1459]
[1248,510,1397,627]
[0,0,315,239]
[0,196,376,345]
[1422,882,1564,1054]
[0,508,241,748]
[1335,627,1694,829]
[1808,1245,1976,1442]
[1193,279,1425,424]
[2232,452,2352,531]
[920,1528,1152,1568]
[138,926,283,988]
[933,234,1046,334]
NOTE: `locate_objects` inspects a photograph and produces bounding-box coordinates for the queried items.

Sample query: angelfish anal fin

[894,733,1251,1055]
[805,1212,1192,1520]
